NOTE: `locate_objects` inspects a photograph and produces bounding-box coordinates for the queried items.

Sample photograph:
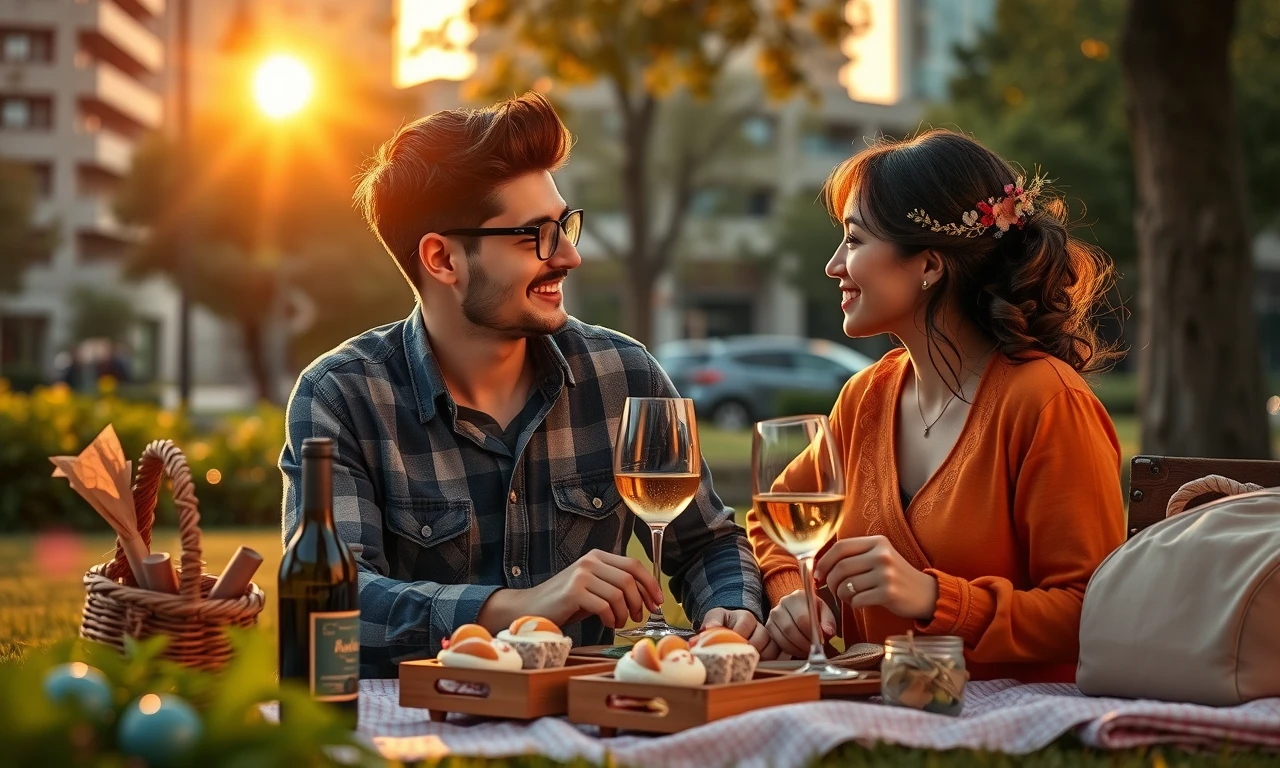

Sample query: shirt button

[509,490,518,503]
[511,566,522,577]
[592,497,603,509]
[420,524,432,538]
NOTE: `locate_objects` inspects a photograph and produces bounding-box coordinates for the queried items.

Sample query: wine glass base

[796,661,862,681]
[615,624,696,641]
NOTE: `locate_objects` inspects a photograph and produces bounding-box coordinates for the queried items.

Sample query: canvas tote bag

[1077,475,1280,705]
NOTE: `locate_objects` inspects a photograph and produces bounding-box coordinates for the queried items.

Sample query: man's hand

[761,589,837,660]
[477,549,663,631]
[700,608,769,653]
[815,535,939,621]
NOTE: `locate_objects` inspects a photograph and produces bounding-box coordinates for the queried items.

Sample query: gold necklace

[915,363,982,438]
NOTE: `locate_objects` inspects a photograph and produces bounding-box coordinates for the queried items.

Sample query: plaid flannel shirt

[281,306,764,678]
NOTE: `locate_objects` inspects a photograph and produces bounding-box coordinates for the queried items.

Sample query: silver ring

[845,581,857,599]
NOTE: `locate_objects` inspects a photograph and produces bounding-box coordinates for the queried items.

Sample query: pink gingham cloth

[264,680,1280,765]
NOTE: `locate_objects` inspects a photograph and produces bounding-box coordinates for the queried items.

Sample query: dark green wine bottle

[279,437,360,723]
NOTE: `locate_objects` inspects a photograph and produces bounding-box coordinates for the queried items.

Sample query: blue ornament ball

[117,694,203,767]
[43,662,113,719]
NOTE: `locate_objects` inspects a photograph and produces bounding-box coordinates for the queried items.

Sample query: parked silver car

[655,336,876,430]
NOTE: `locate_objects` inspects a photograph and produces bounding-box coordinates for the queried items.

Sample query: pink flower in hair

[993,197,1019,231]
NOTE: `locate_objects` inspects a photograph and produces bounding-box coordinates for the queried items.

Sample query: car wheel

[711,399,753,430]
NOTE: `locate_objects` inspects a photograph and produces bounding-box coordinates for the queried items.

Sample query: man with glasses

[281,93,766,677]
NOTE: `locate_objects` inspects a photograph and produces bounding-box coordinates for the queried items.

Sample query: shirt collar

[402,304,577,425]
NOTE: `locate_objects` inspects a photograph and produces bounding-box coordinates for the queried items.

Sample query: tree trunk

[619,94,658,346]
[240,318,275,404]
[623,264,658,349]
[1121,0,1269,458]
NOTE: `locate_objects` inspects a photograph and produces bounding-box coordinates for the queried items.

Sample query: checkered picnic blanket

[263,680,1280,765]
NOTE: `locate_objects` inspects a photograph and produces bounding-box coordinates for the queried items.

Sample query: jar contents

[880,633,968,716]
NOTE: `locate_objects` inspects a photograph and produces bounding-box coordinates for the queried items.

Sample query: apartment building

[0,0,169,386]
[0,0,290,404]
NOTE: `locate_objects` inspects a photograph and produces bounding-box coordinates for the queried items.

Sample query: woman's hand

[815,535,939,621]
[761,589,837,660]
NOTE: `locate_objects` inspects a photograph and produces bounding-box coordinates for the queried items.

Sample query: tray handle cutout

[605,694,669,717]
[434,679,492,698]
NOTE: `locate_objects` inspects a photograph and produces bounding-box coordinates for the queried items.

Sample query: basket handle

[1166,474,1263,518]
[106,440,204,600]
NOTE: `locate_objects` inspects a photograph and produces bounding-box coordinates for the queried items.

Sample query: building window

[2,99,28,128]
[2,29,54,63]
[684,299,753,339]
[740,115,777,148]
[692,186,775,217]
[3,33,29,62]
[0,314,50,385]
[77,232,129,263]
[28,163,54,197]
[132,318,162,383]
[1,96,54,130]
[691,186,729,216]
[801,121,866,155]
[745,188,775,217]
[78,164,120,197]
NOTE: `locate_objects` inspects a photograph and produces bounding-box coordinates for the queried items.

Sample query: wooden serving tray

[567,669,819,736]
[399,656,616,721]
[818,671,881,699]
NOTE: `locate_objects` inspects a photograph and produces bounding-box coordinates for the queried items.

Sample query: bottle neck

[301,454,334,526]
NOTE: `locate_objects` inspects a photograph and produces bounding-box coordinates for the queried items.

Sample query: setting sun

[252,54,314,119]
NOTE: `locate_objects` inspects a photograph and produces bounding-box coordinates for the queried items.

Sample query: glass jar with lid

[880,634,967,716]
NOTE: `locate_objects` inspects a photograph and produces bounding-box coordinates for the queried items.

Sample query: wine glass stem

[798,555,827,666]
[647,524,666,623]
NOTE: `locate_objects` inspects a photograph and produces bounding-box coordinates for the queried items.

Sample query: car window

[733,352,795,369]
[795,353,851,377]
[659,352,711,371]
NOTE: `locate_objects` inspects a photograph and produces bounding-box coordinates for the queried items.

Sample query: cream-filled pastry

[495,615,574,669]
[690,628,760,684]
[437,624,522,671]
[614,636,707,687]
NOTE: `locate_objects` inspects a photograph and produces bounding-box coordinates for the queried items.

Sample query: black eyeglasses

[441,209,584,261]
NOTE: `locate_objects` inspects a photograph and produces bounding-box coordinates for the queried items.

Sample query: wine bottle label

[310,610,360,701]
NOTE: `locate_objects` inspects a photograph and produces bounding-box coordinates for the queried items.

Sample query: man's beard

[461,261,567,338]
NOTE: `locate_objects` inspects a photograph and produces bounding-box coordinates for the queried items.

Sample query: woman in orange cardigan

[748,131,1126,683]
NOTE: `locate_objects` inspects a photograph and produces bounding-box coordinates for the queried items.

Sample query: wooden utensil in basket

[79,439,266,670]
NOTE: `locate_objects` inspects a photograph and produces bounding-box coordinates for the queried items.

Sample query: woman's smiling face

[824,198,928,340]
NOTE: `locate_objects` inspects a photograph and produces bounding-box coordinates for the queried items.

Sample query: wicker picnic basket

[79,439,266,670]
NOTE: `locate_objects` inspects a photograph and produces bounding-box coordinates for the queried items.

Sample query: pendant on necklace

[923,427,930,438]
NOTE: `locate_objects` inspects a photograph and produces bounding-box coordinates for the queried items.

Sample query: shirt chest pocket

[385,496,474,581]
[551,468,629,571]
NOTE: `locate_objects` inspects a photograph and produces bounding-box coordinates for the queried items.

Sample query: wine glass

[752,414,857,680]
[613,397,701,640]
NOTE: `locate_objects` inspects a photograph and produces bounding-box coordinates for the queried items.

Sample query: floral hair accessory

[907,174,1046,239]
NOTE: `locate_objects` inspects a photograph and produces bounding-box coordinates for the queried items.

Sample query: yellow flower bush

[0,381,284,530]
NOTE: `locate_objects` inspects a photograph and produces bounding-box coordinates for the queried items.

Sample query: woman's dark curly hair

[823,129,1123,386]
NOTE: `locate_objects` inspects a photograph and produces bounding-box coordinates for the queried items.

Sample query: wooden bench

[1126,455,1280,538]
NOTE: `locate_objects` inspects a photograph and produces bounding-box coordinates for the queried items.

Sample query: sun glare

[253,54,314,119]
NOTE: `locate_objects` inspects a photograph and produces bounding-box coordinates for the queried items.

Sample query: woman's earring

[922,280,929,291]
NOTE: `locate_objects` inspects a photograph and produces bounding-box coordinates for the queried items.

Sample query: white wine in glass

[750,492,845,560]
[614,397,701,639]
[613,472,701,527]
[752,414,858,680]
